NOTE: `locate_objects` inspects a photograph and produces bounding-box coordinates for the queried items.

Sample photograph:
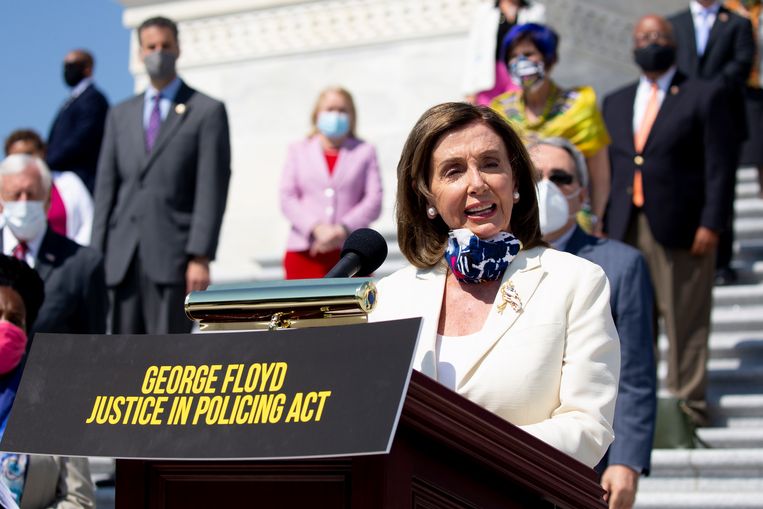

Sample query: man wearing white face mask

[531,138,656,509]
[93,16,231,334]
[0,154,106,338]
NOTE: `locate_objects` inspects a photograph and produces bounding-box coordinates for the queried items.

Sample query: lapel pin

[719,12,729,22]
[670,85,679,95]
[175,103,186,115]
[45,253,56,262]
[497,280,522,314]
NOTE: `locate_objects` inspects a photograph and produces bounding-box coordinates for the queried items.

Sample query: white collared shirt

[143,77,182,131]
[70,77,94,100]
[690,0,721,55]
[2,227,45,269]
[632,66,677,134]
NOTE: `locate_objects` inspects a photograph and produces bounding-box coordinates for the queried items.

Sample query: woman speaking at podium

[371,102,619,468]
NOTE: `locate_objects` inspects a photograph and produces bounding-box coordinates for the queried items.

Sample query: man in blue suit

[530,138,656,509]
[46,49,109,194]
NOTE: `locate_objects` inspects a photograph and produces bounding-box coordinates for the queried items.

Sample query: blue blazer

[565,226,657,474]
[46,83,109,193]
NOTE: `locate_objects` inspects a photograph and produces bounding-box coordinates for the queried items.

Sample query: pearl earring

[513,191,520,202]
[427,207,437,219]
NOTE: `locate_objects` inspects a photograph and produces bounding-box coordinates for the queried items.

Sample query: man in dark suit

[46,49,109,194]
[531,138,656,509]
[92,16,231,335]
[603,15,735,426]
[669,1,755,283]
[0,154,107,338]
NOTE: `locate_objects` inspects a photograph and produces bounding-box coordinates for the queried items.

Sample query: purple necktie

[145,94,161,152]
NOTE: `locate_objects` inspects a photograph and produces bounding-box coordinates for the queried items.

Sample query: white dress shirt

[2,226,45,269]
[632,66,677,134]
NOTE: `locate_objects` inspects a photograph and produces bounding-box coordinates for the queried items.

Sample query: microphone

[324,228,388,278]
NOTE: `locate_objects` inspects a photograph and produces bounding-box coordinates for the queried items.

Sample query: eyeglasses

[547,169,575,186]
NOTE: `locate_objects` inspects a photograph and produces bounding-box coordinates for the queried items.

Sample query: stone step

[709,394,763,419]
[647,448,763,477]
[697,427,763,448]
[737,167,759,183]
[635,492,763,509]
[734,217,763,240]
[658,358,763,388]
[735,197,763,220]
[712,284,763,307]
[737,180,760,200]
[710,305,763,333]
[659,331,763,361]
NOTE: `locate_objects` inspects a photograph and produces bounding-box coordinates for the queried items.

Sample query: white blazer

[370,246,620,468]
[461,1,547,95]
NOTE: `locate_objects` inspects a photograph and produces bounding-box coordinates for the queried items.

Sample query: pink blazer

[280,136,383,251]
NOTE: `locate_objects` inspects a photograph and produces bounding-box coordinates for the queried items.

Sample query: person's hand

[186,257,210,294]
[690,226,719,256]
[310,224,347,256]
[601,464,639,509]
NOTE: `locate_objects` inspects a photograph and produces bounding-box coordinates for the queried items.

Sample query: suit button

[130,215,137,223]
[324,187,335,198]
[325,206,334,216]
[634,155,644,166]
[626,186,633,195]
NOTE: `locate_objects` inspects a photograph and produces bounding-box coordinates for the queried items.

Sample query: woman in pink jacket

[280,86,383,279]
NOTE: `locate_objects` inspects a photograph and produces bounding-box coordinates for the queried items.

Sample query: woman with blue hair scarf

[490,23,611,234]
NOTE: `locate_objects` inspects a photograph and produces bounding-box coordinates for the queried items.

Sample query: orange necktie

[633,82,660,207]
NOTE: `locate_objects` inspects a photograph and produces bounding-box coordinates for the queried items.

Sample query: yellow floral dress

[489,82,610,158]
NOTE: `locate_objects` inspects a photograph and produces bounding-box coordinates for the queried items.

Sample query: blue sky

[0,0,133,147]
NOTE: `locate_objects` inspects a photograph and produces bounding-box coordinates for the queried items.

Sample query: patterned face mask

[444,229,521,284]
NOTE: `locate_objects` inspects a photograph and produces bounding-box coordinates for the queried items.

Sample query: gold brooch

[497,280,521,314]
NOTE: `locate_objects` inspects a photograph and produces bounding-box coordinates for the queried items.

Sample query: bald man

[602,15,735,433]
[46,49,109,194]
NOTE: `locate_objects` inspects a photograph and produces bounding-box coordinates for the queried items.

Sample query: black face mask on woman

[633,43,676,73]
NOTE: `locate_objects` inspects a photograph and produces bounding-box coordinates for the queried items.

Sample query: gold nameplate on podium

[185,278,377,331]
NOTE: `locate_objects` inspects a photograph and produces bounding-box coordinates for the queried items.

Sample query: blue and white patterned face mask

[444,228,521,284]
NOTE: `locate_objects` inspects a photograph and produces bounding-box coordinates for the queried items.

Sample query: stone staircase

[635,167,763,509]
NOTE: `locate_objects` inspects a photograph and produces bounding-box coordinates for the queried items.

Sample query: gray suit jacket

[20,455,94,509]
[564,226,657,475]
[92,81,231,286]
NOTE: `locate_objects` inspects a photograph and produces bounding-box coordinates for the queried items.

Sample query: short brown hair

[396,102,543,268]
[138,16,179,45]
[310,86,357,138]
[4,129,45,157]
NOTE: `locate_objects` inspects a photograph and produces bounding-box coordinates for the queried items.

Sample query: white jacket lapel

[456,247,545,389]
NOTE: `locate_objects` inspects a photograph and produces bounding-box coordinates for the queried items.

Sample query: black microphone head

[341,228,388,276]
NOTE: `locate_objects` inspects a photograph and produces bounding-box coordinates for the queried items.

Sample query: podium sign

[1,319,421,460]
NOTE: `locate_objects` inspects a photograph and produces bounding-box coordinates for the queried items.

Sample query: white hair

[530,137,589,189]
[0,153,53,197]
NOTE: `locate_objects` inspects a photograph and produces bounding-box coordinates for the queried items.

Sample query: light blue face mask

[317,111,350,139]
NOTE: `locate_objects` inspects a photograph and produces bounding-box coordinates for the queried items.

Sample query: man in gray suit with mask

[93,16,231,334]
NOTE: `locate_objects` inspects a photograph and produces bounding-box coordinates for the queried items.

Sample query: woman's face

[0,286,26,332]
[318,91,351,118]
[428,121,517,239]
[509,39,545,65]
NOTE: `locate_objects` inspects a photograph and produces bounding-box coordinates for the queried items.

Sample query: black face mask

[633,44,676,73]
[63,62,87,87]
